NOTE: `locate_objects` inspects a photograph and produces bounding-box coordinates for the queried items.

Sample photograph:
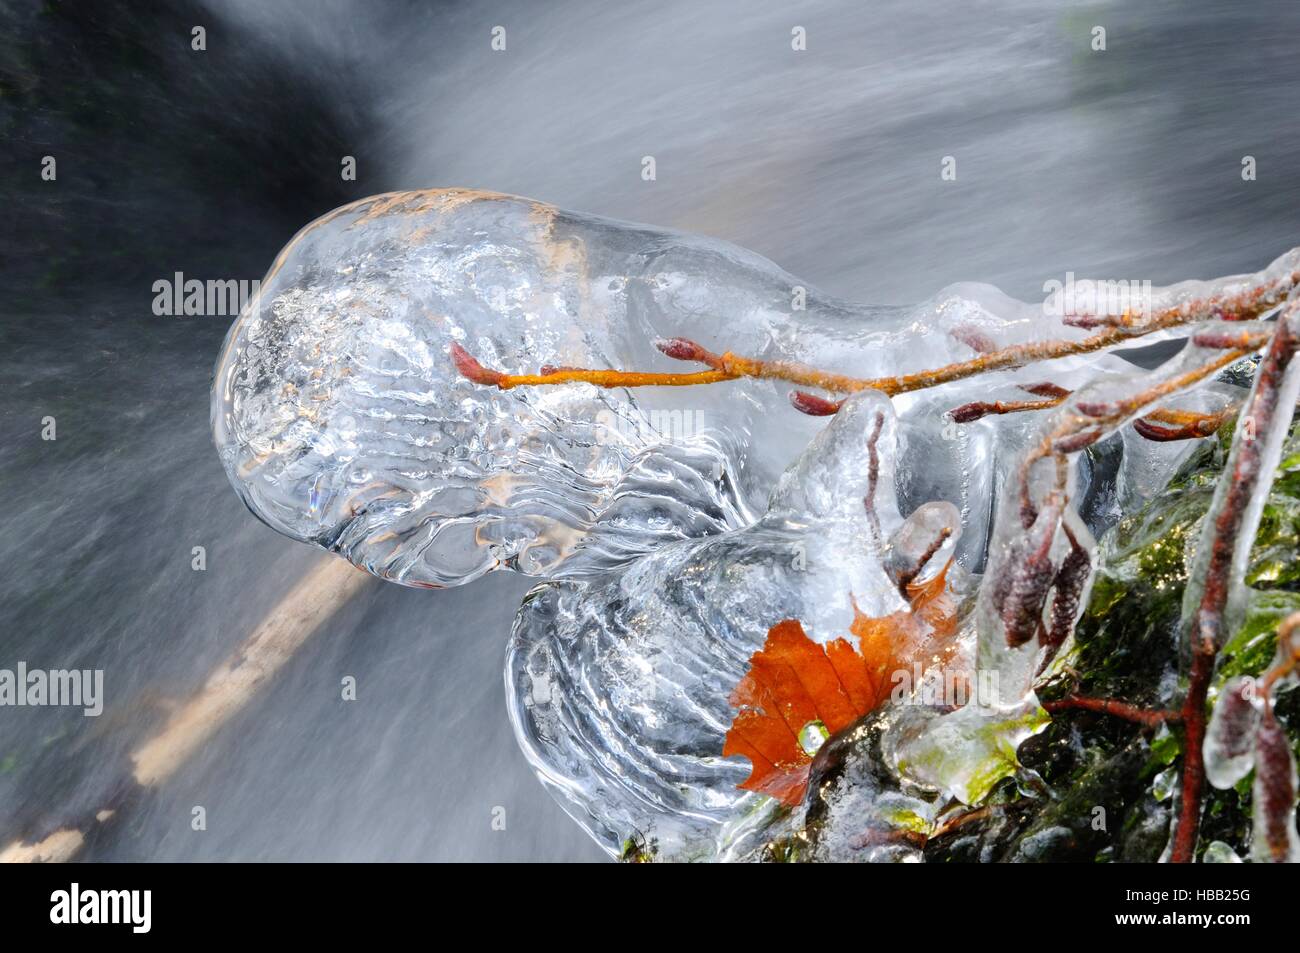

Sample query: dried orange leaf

[723,568,959,806]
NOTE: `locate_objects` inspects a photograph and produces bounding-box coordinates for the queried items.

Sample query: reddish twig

[949,325,999,354]
[1131,405,1238,442]
[893,526,953,598]
[1042,695,1180,727]
[1252,612,1300,863]
[790,391,842,416]
[948,377,1241,444]
[1172,316,1300,863]
[949,397,1063,424]
[1022,381,1072,398]
[862,411,886,547]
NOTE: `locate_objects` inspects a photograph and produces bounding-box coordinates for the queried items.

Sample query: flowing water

[3,0,1299,860]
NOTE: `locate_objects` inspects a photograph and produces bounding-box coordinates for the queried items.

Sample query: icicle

[1171,305,1300,862]
[887,320,1271,804]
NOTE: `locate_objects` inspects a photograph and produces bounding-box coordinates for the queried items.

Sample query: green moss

[934,419,1300,861]
[1218,590,1300,682]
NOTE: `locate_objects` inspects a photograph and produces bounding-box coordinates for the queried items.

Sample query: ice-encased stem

[1172,305,1300,862]
[887,321,1265,805]
[979,322,1264,698]
[457,260,1298,402]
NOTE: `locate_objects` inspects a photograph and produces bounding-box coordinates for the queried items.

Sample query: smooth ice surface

[1204,677,1260,790]
[214,189,1247,589]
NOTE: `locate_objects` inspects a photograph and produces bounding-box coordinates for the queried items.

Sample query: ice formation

[213,189,1300,861]
[508,390,976,859]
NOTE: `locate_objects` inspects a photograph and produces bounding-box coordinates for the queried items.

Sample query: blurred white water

[371,0,1300,303]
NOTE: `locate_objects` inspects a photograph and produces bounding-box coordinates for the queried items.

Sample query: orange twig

[451,272,1296,401]
[451,342,733,389]
[1131,405,1238,442]
[1259,611,1300,697]
[949,387,1240,443]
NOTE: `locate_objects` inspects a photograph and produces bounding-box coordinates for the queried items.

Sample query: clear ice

[508,390,973,859]
[212,189,1300,860]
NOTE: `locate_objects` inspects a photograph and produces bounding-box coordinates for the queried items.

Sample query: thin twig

[452,273,1295,400]
[1042,695,1180,727]
[1172,316,1300,863]
[1258,612,1300,699]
